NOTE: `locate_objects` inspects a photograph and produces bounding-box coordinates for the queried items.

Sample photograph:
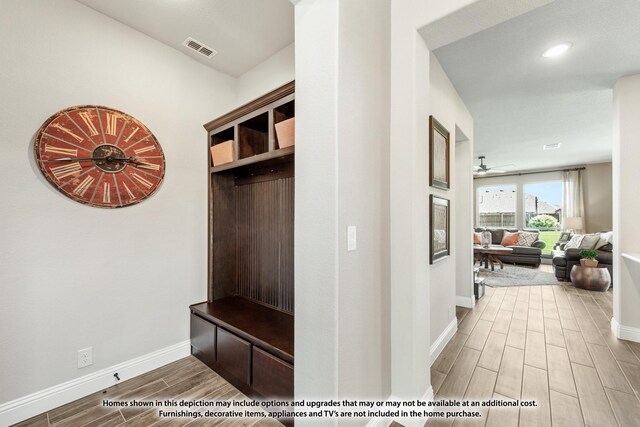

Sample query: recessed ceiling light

[543,143,561,150]
[542,43,572,58]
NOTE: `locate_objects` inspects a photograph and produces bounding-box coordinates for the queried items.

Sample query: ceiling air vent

[182,37,218,58]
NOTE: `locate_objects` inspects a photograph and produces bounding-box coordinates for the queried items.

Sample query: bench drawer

[217,327,251,385]
[252,346,293,399]
[190,314,215,367]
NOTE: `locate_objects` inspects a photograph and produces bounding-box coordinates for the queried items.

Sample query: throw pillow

[501,231,519,246]
[516,231,538,247]
[564,234,584,249]
[579,233,601,249]
[595,231,613,249]
[473,232,481,245]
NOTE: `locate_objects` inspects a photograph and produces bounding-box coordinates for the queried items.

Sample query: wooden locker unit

[190,81,295,406]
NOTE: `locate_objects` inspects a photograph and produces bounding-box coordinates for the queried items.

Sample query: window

[523,181,563,254]
[477,185,517,227]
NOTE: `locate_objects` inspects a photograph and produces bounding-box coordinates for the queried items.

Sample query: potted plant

[579,250,599,267]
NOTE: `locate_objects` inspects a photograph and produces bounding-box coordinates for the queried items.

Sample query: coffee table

[569,266,611,291]
[474,245,514,271]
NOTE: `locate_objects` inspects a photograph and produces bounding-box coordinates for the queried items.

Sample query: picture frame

[430,195,450,264]
[429,116,450,190]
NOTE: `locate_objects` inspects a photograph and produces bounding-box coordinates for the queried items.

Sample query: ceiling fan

[473,156,511,175]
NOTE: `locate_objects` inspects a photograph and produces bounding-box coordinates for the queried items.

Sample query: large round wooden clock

[34,105,165,208]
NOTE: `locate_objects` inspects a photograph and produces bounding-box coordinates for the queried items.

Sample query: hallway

[427,283,640,426]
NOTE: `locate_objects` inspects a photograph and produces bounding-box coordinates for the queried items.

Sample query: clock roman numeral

[133,145,155,155]
[124,127,139,143]
[105,113,118,136]
[44,145,77,156]
[122,182,136,200]
[103,182,111,203]
[72,175,95,197]
[137,162,160,171]
[50,162,82,180]
[79,112,99,136]
[51,123,84,142]
[132,173,153,189]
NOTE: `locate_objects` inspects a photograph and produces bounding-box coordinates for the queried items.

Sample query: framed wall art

[430,195,450,264]
[429,116,450,190]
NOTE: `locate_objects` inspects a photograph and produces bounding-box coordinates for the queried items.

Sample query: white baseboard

[430,318,458,366]
[456,295,475,308]
[611,317,640,343]
[0,340,191,426]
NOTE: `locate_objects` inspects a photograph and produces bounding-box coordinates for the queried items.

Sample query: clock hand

[43,156,108,162]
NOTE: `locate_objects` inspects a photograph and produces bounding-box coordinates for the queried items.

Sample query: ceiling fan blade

[491,163,515,169]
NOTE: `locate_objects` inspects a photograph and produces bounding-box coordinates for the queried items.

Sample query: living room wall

[583,162,612,233]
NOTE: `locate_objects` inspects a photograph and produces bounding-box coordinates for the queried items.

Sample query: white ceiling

[76,0,294,77]
[432,0,640,173]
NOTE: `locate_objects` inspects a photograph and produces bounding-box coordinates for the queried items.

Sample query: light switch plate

[347,226,357,251]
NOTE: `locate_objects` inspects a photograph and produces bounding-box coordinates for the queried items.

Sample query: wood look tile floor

[428,271,640,427]
[13,268,640,427]
[12,357,283,427]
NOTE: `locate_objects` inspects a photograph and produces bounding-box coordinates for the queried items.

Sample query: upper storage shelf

[205,81,295,173]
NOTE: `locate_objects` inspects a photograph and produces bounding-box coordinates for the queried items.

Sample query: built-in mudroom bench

[190,81,295,416]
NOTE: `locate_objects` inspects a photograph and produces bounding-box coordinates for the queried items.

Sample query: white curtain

[562,170,585,233]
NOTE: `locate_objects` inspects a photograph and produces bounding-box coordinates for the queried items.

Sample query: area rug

[480,265,559,287]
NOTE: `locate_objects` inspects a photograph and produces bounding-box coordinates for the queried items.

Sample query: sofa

[551,232,613,283]
[474,228,546,267]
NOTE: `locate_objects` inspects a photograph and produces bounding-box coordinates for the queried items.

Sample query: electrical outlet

[78,347,93,368]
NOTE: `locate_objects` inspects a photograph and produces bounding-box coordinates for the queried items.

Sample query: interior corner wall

[235,43,295,106]
[583,162,612,233]
[294,0,391,412]
[0,0,236,406]
[388,0,482,412]
[455,137,475,308]
[428,54,474,351]
[612,74,640,338]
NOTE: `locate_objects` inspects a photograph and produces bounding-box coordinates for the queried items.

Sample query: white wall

[236,43,295,106]
[0,0,237,406]
[428,54,474,353]
[612,75,640,341]
[294,0,391,413]
[583,162,612,233]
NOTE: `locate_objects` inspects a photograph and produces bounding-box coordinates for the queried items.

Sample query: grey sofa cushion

[509,245,542,256]
[564,248,613,264]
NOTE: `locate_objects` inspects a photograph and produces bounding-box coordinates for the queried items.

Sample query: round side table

[569,266,611,292]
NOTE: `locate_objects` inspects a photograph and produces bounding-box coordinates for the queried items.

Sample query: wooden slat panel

[235,175,294,313]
